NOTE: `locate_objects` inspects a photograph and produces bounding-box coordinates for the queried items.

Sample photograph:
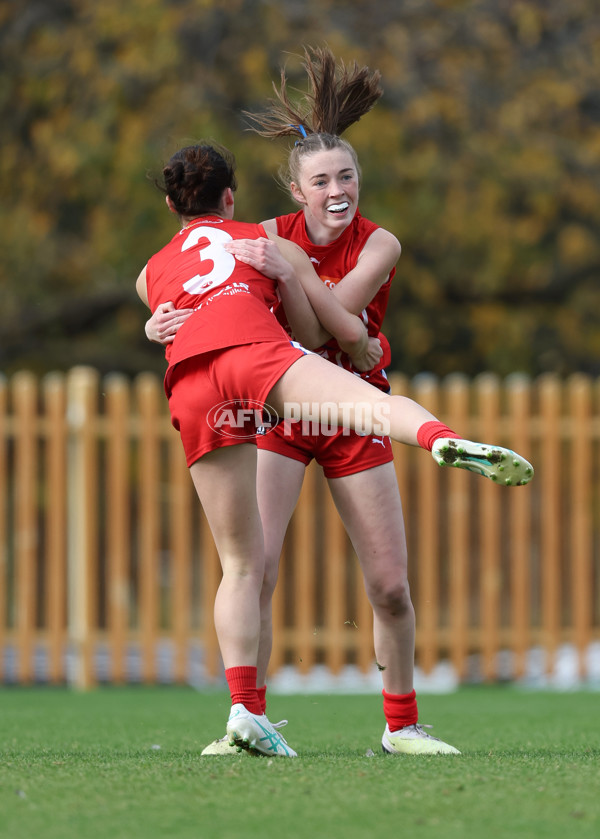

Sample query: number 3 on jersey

[181,226,236,295]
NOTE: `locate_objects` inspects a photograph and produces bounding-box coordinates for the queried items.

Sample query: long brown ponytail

[244,46,383,189]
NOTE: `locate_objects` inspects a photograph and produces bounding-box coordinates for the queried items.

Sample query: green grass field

[0,685,598,839]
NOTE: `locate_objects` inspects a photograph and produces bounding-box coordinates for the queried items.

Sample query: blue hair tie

[289,123,308,145]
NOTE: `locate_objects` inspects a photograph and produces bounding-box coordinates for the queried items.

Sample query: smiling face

[290,147,360,245]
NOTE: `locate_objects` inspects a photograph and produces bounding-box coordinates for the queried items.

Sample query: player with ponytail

[144,48,533,757]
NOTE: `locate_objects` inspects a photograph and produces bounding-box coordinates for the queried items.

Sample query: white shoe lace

[223,716,288,737]
[398,723,440,740]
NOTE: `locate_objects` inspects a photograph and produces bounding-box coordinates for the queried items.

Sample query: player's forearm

[301,274,368,355]
[277,272,330,349]
[269,234,368,352]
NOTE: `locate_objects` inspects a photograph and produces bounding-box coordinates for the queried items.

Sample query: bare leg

[328,462,415,694]
[267,354,437,445]
[268,355,534,487]
[256,450,306,686]
[189,444,264,668]
[193,446,299,757]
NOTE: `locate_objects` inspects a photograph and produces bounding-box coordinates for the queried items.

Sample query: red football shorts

[256,418,393,479]
[167,340,306,466]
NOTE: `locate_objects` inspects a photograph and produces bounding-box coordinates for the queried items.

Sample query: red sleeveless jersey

[275,210,393,389]
[146,217,289,368]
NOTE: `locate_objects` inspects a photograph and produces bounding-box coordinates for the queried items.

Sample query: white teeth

[328,202,349,213]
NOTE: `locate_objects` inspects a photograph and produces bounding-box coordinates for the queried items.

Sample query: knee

[260,553,280,602]
[368,577,413,618]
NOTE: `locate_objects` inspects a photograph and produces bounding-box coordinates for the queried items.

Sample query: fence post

[66,366,99,689]
[539,374,561,673]
[43,372,68,683]
[569,374,592,677]
[105,373,130,684]
[476,373,502,680]
[136,373,161,683]
[445,373,471,680]
[13,371,37,684]
[413,373,440,674]
[168,431,193,684]
[507,373,532,679]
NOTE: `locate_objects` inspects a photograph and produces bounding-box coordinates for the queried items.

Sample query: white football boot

[201,717,291,756]
[382,723,460,755]
[226,704,297,757]
[431,438,533,486]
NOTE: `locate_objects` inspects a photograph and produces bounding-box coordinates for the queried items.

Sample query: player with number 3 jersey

[141,51,534,759]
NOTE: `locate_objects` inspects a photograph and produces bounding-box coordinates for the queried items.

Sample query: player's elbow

[337,320,367,356]
[301,324,330,350]
[343,320,367,350]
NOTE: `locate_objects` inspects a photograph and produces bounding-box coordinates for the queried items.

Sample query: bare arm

[138,226,397,367]
[270,237,383,370]
[263,219,401,315]
[224,235,374,365]
[136,265,149,306]
[261,220,398,371]
[328,228,401,314]
[272,237,370,359]
[223,236,328,349]
[140,233,323,349]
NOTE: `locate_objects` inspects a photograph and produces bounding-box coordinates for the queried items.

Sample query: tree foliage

[1,0,598,377]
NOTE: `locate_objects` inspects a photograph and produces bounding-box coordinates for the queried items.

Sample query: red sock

[416,421,459,451]
[382,689,419,731]
[225,666,262,714]
[257,684,267,715]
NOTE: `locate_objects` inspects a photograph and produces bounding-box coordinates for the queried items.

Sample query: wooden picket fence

[0,366,598,688]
